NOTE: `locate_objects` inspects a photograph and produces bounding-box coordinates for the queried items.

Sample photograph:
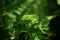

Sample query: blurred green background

[0,0,60,40]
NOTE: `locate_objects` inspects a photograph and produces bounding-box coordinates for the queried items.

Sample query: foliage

[0,0,60,40]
